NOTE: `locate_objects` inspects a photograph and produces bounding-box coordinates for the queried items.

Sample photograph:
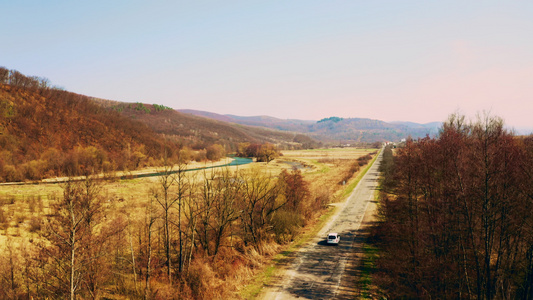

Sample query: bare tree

[376,114,533,299]
[211,168,242,257]
[79,176,104,298]
[197,169,217,256]
[144,191,157,299]
[174,149,190,274]
[39,180,87,299]
[238,168,283,249]
[152,157,177,283]
[0,67,9,84]
[183,172,200,271]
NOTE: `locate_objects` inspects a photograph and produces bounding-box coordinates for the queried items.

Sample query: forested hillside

[101,101,312,151]
[0,67,318,182]
[0,82,175,182]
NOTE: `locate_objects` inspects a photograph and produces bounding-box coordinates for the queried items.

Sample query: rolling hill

[0,83,172,181]
[96,101,315,149]
[0,67,320,182]
[179,109,441,143]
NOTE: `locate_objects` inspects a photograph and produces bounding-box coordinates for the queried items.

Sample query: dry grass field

[277,148,377,199]
[0,148,375,252]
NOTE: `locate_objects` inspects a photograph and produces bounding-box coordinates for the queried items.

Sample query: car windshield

[328,235,336,239]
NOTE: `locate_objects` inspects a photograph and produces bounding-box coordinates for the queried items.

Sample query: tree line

[0,67,56,90]
[374,114,533,299]
[236,142,281,163]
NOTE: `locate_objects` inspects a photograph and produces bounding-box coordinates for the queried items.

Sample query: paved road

[261,150,382,299]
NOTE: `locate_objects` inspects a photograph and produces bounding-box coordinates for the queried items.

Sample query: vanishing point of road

[260,149,383,299]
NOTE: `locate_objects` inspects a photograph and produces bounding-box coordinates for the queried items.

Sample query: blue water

[226,156,253,166]
[122,156,253,179]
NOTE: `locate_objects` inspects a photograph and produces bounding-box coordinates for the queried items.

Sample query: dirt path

[257,151,382,299]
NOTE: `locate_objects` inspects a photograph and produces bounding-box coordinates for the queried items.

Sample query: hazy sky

[2,1,533,130]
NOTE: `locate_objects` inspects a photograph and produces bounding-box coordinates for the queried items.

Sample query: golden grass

[0,147,378,291]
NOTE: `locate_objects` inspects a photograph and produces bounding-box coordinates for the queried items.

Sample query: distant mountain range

[179,109,441,143]
[389,121,443,130]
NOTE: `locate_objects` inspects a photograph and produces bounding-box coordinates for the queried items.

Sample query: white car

[327,233,340,245]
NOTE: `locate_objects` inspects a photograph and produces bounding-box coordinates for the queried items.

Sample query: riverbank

[0,156,253,186]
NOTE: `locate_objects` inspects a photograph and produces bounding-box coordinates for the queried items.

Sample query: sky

[2,1,533,131]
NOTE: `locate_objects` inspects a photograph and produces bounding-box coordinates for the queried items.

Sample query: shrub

[312,189,331,211]
[0,195,16,206]
[194,149,207,162]
[3,165,22,182]
[0,208,7,225]
[357,154,372,166]
[271,210,304,243]
[185,258,222,299]
[340,162,360,184]
[14,213,25,226]
[28,216,41,232]
[206,144,225,161]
